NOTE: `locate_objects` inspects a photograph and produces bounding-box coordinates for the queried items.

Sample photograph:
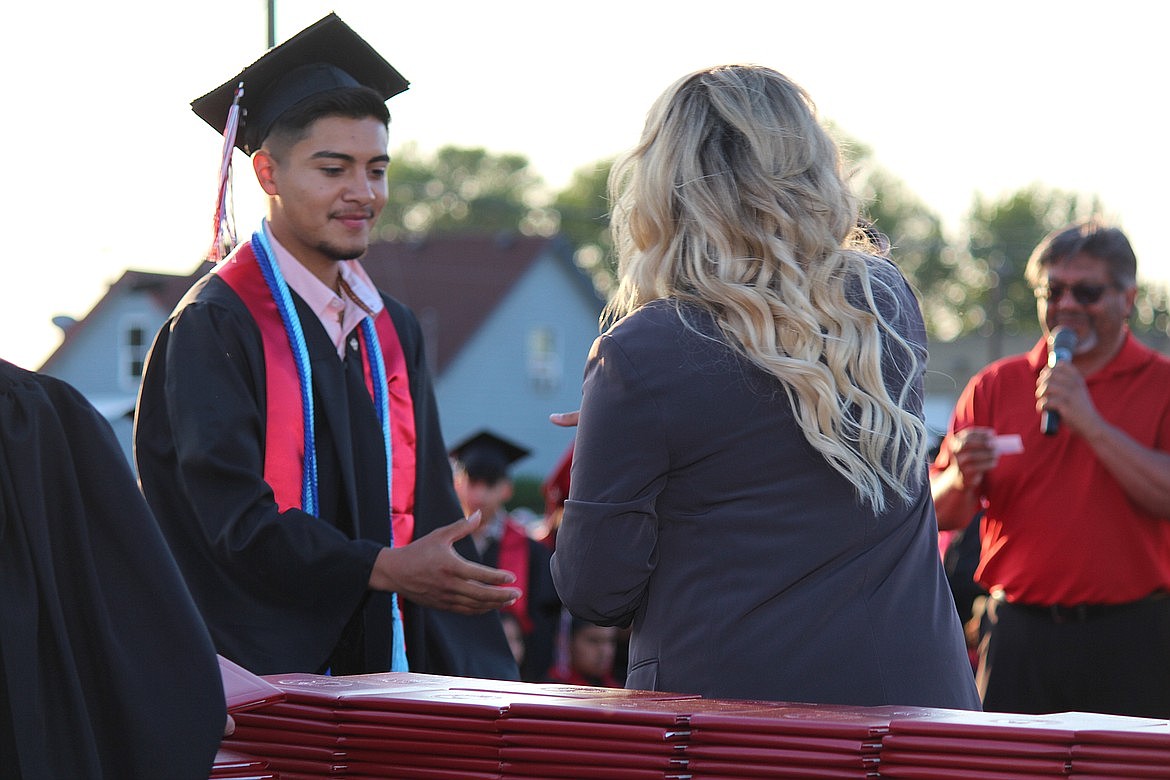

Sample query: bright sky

[3,0,1165,369]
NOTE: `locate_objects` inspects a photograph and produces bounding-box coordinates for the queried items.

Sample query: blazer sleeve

[551,330,669,628]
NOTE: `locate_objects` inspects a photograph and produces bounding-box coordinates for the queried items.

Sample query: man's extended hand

[369,512,521,614]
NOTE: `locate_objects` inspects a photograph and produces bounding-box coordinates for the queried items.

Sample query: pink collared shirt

[263,224,385,360]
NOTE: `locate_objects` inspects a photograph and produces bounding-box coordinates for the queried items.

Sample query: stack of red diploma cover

[213,656,284,778]
[684,702,941,779]
[496,693,703,778]
[214,657,1170,779]
[879,709,1170,779]
[1071,723,1170,778]
[210,748,278,780]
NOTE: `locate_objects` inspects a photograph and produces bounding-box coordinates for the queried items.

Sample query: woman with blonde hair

[551,65,980,708]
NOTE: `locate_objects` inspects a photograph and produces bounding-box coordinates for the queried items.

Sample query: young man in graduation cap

[450,430,562,682]
[135,14,520,679]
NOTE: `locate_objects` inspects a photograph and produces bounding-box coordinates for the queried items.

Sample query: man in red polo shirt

[931,221,1170,717]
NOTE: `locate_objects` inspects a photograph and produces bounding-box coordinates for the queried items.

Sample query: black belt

[996,590,1169,624]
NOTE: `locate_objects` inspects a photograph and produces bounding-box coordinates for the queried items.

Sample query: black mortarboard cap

[191,13,409,155]
[450,430,531,484]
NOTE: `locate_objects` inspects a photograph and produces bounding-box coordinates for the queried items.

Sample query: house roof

[42,233,599,376]
[39,262,213,373]
[360,232,595,372]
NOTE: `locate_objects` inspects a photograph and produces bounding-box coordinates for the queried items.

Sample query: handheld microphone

[1040,327,1077,436]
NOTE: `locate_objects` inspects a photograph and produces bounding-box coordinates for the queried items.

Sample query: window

[121,322,150,386]
[526,325,561,394]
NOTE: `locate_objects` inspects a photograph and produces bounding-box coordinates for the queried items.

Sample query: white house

[360,232,603,478]
[39,266,212,463]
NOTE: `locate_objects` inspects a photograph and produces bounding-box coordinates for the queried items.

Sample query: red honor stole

[498,518,533,633]
[216,241,417,546]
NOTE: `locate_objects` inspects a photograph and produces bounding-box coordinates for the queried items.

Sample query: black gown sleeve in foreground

[0,360,225,779]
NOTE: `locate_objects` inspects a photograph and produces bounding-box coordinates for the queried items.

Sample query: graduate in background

[545,616,620,688]
[451,430,562,682]
[0,360,225,779]
[134,14,519,679]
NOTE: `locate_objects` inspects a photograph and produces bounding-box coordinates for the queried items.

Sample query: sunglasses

[1033,282,1111,306]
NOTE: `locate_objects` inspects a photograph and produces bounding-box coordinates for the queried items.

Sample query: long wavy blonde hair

[605,65,927,512]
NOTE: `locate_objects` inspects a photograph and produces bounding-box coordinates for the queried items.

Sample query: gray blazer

[552,267,980,709]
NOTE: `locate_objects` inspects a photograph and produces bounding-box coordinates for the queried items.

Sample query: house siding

[39,291,168,462]
[435,250,601,479]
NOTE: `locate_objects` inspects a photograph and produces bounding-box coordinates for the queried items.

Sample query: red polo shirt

[933,333,1170,605]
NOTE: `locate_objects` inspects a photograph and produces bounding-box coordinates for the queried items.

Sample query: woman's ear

[253,151,279,196]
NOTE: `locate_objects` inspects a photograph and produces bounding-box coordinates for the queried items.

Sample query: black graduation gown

[0,360,225,779]
[134,272,517,679]
[480,525,561,682]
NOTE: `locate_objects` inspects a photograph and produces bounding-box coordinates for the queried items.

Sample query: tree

[373,143,557,241]
[844,137,957,339]
[368,144,1170,347]
[558,143,957,311]
[551,159,615,296]
[1133,280,1170,339]
[961,185,1105,350]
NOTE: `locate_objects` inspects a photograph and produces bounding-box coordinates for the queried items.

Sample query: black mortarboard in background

[190,12,409,155]
[450,430,531,485]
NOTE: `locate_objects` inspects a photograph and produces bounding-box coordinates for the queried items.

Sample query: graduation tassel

[208,82,244,262]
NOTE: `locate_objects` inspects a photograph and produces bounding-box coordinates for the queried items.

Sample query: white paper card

[993,434,1024,455]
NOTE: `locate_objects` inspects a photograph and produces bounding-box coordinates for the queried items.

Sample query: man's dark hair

[262,86,390,159]
[1025,221,1137,289]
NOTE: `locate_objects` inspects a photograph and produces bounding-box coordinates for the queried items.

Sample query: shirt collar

[1026,329,1153,380]
[1091,330,1157,381]
[481,509,505,542]
[262,223,384,320]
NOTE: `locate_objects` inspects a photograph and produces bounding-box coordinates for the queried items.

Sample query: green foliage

[848,145,953,338]
[960,185,1105,340]
[552,159,617,297]
[1133,281,1170,339]
[369,142,1169,346]
[507,475,547,515]
[374,143,557,241]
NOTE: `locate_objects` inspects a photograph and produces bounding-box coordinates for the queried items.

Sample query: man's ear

[1123,285,1138,319]
[253,150,279,196]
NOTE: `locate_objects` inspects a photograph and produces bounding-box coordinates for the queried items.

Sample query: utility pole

[266,0,276,48]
